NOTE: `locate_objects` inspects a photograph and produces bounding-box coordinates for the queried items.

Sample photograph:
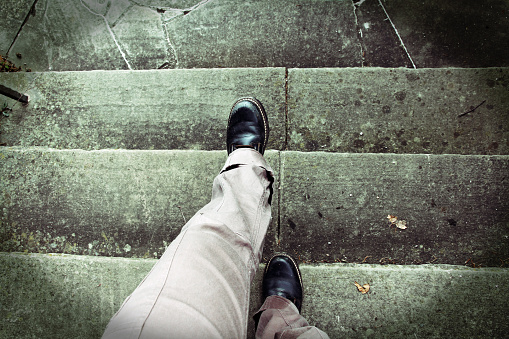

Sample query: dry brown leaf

[395,219,408,229]
[354,281,370,294]
[387,215,408,230]
[387,215,398,224]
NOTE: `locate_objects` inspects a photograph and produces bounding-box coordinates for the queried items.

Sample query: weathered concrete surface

[0,68,286,150]
[0,0,34,57]
[1,0,362,71]
[4,0,130,72]
[353,0,413,68]
[2,148,508,266]
[1,253,508,338]
[2,67,507,154]
[381,0,509,68]
[287,67,509,154]
[0,252,155,338]
[299,263,509,338]
[278,152,509,267]
[0,148,280,258]
[163,0,361,69]
[3,0,507,71]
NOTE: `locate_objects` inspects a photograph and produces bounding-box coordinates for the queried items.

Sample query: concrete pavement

[1,0,508,71]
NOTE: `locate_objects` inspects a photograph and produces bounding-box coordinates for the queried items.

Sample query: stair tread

[1,148,507,266]
[1,67,507,154]
[1,252,507,338]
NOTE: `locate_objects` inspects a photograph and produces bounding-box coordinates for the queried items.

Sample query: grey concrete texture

[1,148,507,267]
[1,252,508,338]
[0,68,286,150]
[1,0,508,71]
[1,67,508,154]
[0,252,155,338]
[287,67,509,154]
[0,0,34,62]
[0,147,280,258]
[380,0,509,68]
[279,152,509,267]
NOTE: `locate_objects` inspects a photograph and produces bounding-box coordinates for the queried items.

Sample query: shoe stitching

[227,97,269,154]
[265,254,303,291]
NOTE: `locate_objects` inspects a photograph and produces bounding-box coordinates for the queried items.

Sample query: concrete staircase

[1,1,509,338]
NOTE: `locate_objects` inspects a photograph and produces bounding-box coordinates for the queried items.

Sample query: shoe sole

[228,97,269,153]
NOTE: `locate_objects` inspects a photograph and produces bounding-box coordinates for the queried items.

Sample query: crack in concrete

[351,0,366,66]
[41,0,55,70]
[161,20,179,68]
[377,0,417,68]
[6,0,40,56]
[158,0,214,18]
[276,150,282,248]
[276,150,283,249]
[158,0,215,69]
[78,0,132,70]
[110,3,136,28]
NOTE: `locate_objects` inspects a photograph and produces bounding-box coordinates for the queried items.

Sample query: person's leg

[254,255,329,339]
[102,98,273,339]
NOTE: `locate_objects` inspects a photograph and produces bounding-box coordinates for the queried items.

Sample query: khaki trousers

[102,149,328,339]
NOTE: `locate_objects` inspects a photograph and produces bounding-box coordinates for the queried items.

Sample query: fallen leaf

[387,215,408,230]
[395,220,407,229]
[354,281,370,294]
[387,215,398,224]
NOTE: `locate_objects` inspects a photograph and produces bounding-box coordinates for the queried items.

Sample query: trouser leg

[254,296,329,339]
[102,148,274,339]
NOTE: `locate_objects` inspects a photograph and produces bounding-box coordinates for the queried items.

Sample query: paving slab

[5,0,130,72]
[380,0,509,68]
[287,67,509,154]
[2,0,362,71]
[352,0,413,67]
[0,147,280,258]
[2,0,508,71]
[0,68,286,150]
[0,0,34,58]
[162,0,361,69]
[1,252,508,338]
[7,0,509,72]
[278,152,509,267]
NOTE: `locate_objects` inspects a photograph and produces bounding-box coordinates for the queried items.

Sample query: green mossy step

[1,68,507,154]
[1,252,507,338]
[1,148,507,266]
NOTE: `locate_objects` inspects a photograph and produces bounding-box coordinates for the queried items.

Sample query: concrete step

[1,147,507,266]
[2,0,508,71]
[1,252,508,338]
[1,67,508,154]
[0,148,279,259]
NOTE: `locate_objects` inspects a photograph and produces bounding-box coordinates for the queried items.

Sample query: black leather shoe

[227,97,269,155]
[262,254,303,312]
